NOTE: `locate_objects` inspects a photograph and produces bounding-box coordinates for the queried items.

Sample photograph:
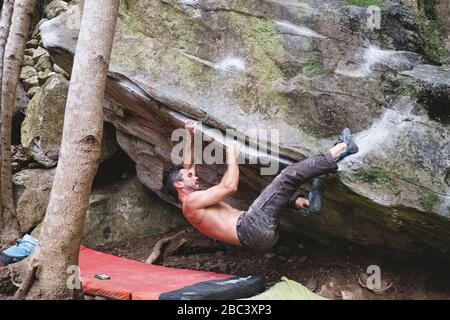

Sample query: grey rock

[44,0,69,19]
[21,74,69,167]
[30,175,187,245]
[53,63,70,79]
[27,86,41,98]
[23,55,35,67]
[21,75,39,91]
[26,39,39,49]
[32,47,48,62]
[35,54,54,72]
[38,0,450,259]
[20,66,37,80]
[13,168,55,233]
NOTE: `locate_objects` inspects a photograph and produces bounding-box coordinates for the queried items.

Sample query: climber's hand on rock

[185,119,198,136]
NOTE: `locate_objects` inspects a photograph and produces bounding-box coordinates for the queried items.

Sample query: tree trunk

[22,0,120,300]
[0,0,15,236]
[0,0,35,246]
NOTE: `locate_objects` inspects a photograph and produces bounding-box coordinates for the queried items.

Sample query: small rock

[12,145,28,163]
[32,47,48,62]
[264,253,275,259]
[44,0,69,19]
[23,55,34,67]
[32,19,48,39]
[53,64,70,78]
[24,48,35,56]
[26,39,39,49]
[12,162,21,173]
[35,55,54,72]
[27,86,41,98]
[22,76,39,91]
[20,66,37,80]
[38,69,56,84]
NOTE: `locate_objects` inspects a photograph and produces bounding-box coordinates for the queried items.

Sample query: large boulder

[21,74,118,167]
[39,0,450,259]
[13,168,55,234]
[14,170,186,244]
[21,74,69,167]
[82,176,187,246]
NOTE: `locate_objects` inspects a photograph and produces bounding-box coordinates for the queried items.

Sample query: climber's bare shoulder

[182,190,244,246]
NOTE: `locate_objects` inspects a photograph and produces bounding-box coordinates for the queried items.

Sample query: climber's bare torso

[174,120,244,246]
[182,197,244,245]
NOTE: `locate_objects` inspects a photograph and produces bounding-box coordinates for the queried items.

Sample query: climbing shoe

[0,234,38,266]
[304,178,323,216]
[337,128,359,159]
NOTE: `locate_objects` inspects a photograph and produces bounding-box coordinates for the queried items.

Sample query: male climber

[163,120,359,250]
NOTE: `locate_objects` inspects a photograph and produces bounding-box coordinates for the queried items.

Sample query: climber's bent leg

[236,150,339,250]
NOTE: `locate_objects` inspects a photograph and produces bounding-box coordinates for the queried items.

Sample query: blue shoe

[304,178,323,216]
[337,128,359,159]
[0,234,38,266]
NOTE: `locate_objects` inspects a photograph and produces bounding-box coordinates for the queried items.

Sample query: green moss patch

[346,0,381,7]
[357,169,392,184]
[419,192,439,211]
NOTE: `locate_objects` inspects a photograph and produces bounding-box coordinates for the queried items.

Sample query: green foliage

[392,79,422,100]
[415,0,447,63]
[302,60,323,77]
[119,0,142,35]
[346,0,381,6]
[422,20,446,62]
[358,169,392,184]
[419,193,439,211]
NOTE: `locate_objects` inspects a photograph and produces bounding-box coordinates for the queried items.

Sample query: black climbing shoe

[337,128,359,159]
[304,178,323,216]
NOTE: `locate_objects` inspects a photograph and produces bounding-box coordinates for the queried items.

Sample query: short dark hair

[162,166,183,198]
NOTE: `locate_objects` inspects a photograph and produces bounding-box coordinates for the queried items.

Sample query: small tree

[0,0,14,241]
[21,0,120,299]
[0,0,36,246]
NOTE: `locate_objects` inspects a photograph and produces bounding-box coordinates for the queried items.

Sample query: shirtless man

[162,120,359,250]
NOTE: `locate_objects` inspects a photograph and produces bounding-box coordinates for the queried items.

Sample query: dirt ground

[91,227,450,300]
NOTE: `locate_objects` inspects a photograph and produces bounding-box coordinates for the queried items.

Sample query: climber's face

[177,168,200,192]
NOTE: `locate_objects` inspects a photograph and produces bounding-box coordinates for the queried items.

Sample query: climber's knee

[256,229,279,250]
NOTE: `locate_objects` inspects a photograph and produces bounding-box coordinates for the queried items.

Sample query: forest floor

[1,227,449,300]
[91,227,450,300]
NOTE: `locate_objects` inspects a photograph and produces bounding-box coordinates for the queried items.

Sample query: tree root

[145,230,186,264]
[12,259,38,300]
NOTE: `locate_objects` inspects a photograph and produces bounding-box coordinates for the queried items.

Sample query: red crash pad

[79,246,232,300]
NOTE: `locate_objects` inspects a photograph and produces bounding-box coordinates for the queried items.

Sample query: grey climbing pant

[236,151,338,250]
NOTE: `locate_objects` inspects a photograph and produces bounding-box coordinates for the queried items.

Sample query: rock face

[15,171,186,244]
[39,0,450,259]
[21,74,118,166]
[21,74,69,167]
[83,176,187,246]
[13,168,55,234]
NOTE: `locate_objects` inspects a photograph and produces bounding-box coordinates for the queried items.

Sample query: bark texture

[0,0,14,235]
[0,0,35,245]
[23,0,120,299]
